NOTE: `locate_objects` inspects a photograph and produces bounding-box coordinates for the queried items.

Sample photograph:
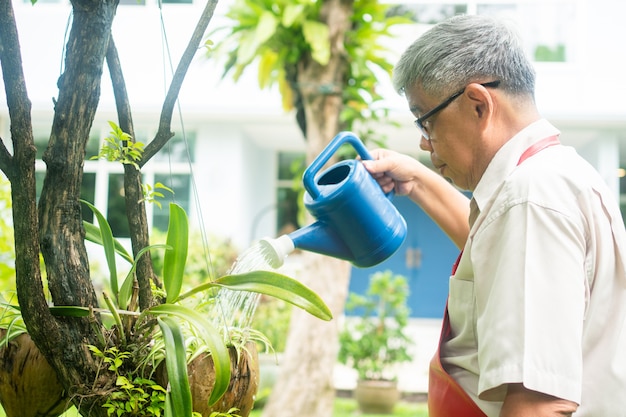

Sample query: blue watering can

[261,131,407,268]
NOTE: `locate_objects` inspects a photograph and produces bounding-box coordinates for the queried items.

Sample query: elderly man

[363,14,626,417]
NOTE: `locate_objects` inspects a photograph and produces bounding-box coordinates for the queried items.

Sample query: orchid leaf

[81,200,120,301]
[49,305,139,318]
[163,203,188,303]
[83,220,133,264]
[48,306,92,317]
[118,243,170,310]
[179,271,332,321]
[158,317,193,417]
[147,304,231,405]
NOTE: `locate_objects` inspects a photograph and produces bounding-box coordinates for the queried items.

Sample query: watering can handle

[303,131,374,199]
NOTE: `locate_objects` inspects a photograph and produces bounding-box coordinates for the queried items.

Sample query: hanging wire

[59,11,72,77]
[156,0,217,283]
[154,1,248,335]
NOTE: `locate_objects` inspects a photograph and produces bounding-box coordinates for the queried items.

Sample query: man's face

[405,82,492,191]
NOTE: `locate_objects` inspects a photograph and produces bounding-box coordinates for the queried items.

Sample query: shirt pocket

[447,276,478,348]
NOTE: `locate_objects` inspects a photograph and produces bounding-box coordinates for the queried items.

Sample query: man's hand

[362,148,471,249]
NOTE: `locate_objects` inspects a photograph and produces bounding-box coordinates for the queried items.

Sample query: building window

[276,152,304,235]
[33,127,195,238]
[618,169,626,223]
[476,2,576,63]
[81,173,96,223]
[151,134,196,163]
[395,1,577,64]
[107,173,129,237]
[396,3,468,24]
[152,173,191,232]
[118,0,147,5]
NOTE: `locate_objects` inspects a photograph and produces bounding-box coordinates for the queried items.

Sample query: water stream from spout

[211,240,278,333]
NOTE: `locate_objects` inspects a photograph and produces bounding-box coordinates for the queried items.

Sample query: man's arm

[500,384,578,417]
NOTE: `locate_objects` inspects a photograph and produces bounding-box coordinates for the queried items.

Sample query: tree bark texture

[262,1,354,416]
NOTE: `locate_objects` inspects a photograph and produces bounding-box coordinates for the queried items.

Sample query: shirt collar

[472,119,561,212]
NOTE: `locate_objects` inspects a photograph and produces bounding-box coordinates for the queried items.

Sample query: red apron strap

[428,134,561,417]
[517,135,560,165]
[429,251,486,417]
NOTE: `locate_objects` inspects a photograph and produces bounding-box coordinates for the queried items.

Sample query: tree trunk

[262,255,351,417]
[1,0,117,414]
[262,1,354,416]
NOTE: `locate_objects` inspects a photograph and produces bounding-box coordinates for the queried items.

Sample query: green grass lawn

[250,397,428,417]
[1,396,428,417]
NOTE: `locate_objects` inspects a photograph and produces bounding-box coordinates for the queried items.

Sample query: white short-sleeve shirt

[441,119,626,416]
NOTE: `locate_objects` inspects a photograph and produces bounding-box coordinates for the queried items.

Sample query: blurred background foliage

[0,177,14,292]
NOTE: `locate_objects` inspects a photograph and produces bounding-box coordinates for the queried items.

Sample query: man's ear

[464,82,494,120]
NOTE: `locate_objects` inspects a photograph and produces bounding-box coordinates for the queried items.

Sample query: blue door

[348,196,460,318]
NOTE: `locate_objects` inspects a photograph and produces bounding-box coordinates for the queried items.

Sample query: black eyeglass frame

[414,80,501,140]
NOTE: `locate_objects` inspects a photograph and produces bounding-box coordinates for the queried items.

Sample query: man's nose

[419,135,432,152]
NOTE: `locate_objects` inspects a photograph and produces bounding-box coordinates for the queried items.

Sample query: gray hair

[392,14,536,99]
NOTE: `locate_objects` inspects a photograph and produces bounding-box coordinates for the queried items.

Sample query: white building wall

[2,0,625,244]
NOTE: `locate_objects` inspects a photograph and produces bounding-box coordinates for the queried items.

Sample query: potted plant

[338,270,412,414]
[0,200,331,417]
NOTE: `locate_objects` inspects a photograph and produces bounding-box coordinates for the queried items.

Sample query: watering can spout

[289,222,353,261]
[258,235,295,269]
[259,222,353,269]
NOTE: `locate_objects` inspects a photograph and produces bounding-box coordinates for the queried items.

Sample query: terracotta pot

[0,331,69,417]
[354,379,400,414]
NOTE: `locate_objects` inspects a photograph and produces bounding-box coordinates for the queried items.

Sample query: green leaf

[104,292,126,345]
[49,305,139,318]
[157,317,193,417]
[83,221,133,263]
[164,392,174,417]
[81,200,120,302]
[118,243,170,310]
[163,203,188,303]
[302,20,330,65]
[257,50,278,89]
[147,304,231,405]
[180,271,332,321]
[256,11,279,44]
[48,306,92,317]
[237,11,277,64]
[282,4,305,27]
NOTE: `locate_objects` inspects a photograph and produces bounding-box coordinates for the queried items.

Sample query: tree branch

[140,0,219,166]
[0,0,46,315]
[0,139,14,180]
[0,0,34,183]
[106,36,159,311]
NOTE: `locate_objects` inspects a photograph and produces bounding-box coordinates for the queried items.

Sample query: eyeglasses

[414,80,501,140]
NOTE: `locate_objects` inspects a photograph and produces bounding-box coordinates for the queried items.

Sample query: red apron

[428,135,560,416]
